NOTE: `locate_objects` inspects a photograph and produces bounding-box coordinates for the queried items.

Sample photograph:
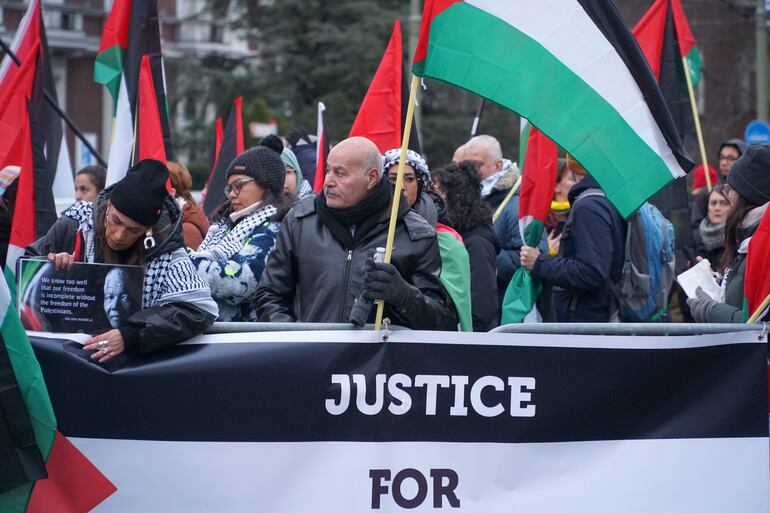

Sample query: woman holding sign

[26,159,219,363]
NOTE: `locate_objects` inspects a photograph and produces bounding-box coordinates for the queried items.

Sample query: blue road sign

[745,120,770,145]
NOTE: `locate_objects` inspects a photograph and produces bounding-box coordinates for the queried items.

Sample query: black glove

[686,286,718,323]
[286,127,311,148]
[361,259,412,308]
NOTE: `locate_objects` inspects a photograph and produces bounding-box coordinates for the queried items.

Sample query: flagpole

[747,293,770,323]
[681,56,711,192]
[470,98,486,138]
[374,74,419,331]
[0,37,108,168]
[492,175,523,223]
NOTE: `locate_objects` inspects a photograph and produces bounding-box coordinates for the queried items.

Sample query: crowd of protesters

[23,129,770,361]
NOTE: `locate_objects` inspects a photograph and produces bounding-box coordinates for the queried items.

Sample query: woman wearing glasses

[191,135,295,321]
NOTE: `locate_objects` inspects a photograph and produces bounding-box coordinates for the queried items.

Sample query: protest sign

[18,259,144,334]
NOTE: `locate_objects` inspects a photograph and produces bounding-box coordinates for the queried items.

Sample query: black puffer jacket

[25,188,218,354]
[461,224,500,331]
[531,176,626,322]
[254,195,458,330]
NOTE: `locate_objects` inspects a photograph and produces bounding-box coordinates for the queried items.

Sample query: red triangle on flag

[136,54,167,164]
[27,431,117,513]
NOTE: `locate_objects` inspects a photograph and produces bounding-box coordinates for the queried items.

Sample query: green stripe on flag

[436,231,473,332]
[414,2,676,218]
[0,278,56,511]
[686,46,702,87]
[94,44,124,108]
[501,218,545,324]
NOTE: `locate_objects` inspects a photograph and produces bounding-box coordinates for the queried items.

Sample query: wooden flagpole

[747,293,770,323]
[682,56,711,192]
[374,74,419,331]
[492,175,522,223]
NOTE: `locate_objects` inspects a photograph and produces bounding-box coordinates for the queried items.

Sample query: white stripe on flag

[0,0,37,86]
[106,74,133,186]
[52,133,75,203]
[467,0,684,180]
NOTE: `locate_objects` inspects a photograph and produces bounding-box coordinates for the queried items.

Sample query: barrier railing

[492,322,767,337]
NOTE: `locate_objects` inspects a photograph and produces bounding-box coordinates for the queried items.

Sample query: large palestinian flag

[94,0,172,185]
[0,0,72,275]
[413,0,694,218]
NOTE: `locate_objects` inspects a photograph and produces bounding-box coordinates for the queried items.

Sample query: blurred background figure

[74,165,106,203]
[694,184,732,272]
[167,161,210,251]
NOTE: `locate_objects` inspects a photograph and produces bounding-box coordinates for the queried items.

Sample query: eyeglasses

[718,154,738,163]
[224,178,255,196]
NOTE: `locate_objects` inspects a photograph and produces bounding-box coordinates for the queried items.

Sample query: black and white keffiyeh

[193,203,277,263]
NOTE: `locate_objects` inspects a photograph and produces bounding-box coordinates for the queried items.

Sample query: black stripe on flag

[575,0,694,175]
[32,336,767,443]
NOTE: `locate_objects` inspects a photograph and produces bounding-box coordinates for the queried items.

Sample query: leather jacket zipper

[337,249,354,321]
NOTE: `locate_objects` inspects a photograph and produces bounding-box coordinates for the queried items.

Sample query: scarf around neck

[698,217,726,251]
[315,179,393,249]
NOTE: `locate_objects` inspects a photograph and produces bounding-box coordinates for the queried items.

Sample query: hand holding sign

[47,251,76,271]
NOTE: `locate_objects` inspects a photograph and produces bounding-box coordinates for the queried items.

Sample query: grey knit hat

[728,144,770,205]
[226,134,286,194]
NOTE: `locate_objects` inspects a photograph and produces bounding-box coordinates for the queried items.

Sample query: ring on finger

[97,340,108,349]
[100,347,108,354]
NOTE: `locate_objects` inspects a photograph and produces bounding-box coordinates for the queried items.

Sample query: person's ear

[366,169,380,190]
[495,159,504,172]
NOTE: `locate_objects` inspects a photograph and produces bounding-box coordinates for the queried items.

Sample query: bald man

[256,137,457,330]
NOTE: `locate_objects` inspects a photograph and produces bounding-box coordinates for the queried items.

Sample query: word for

[325,373,536,417]
[370,468,460,509]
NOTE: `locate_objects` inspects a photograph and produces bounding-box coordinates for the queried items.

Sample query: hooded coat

[460,224,500,331]
[25,188,218,354]
[531,176,626,322]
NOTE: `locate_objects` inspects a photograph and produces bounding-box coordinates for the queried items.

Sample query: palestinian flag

[744,206,770,323]
[0,0,70,276]
[312,102,329,194]
[633,0,701,257]
[203,97,243,217]
[0,273,116,512]
[413,0,693,218]
[350,20,420,154]
[95,0,172,186]
[435,224,473,332]
[501,121,557,324]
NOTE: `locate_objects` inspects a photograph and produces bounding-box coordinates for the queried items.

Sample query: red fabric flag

[744,206,770,320]
[136,54,167,163]
[203,97,243,216]
[518,125,558,227]
[349,21,402,153]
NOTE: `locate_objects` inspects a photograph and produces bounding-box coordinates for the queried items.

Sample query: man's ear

[495,159,504,172]
[366,168,380,190]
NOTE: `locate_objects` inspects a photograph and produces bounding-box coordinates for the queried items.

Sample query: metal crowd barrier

[205,322,411,334]
[492,322,767,338]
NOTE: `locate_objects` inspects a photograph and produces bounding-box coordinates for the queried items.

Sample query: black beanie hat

[226,134,285,194]
[727,144,770,206]
[111,159,169,226]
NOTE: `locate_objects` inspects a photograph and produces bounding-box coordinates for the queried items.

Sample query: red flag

[518,125,558,227]
[350,21,402,152]
[136,54,167,163]
[203,97,243,216]
[744,206,770,320]
[313,102,328,194]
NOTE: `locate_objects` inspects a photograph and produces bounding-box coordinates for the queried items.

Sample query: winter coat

[461,224,500,331]
[25,190,218,355]
[705,204,768,323]
[293,143,318,190]
[254,195,458,330]
[191,203,280,322]
[531,176,626,322]
[182,201,209,251]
